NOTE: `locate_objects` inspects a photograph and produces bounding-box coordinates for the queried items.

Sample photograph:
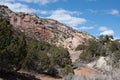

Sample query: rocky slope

[0,5,93,51]
[0,5,13,20]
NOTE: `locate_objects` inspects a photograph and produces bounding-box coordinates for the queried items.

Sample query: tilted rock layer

[0,5,93,50]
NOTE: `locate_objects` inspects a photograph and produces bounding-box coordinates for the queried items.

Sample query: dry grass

[63,68,120,80]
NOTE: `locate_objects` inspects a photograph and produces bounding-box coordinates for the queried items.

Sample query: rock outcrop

[0,5,93,51]
[87,56,112,72]
[0,5,13,20]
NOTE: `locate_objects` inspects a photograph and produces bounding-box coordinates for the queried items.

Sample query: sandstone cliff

[0,5,94,50]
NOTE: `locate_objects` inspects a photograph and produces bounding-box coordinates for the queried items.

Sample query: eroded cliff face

[0,5,94,50]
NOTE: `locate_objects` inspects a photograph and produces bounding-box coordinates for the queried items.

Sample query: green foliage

[80,39,106,62]
[50,47,71,67]
[109,41,120,52]
[24,39,72,73]
[61,65,74,76]
[24,40,50,72]
[79,35,116,63]
[99,35,113,44]
[0,19,27,71]
[0,19,72,75]
[79,35,120,67]
[109,41,120,68]
[0,19,13,49]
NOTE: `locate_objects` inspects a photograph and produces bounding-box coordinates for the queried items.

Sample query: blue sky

[0,0,120,39]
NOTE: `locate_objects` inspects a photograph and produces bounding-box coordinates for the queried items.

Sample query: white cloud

[39,10,48,15]
[19,0,58,5]
[100,30,114,36]
[99,26,114,35]
[99,26,108,31]
[0,0,48,14]
[74,26,94,30]
[47,9,86,27]
[106,9,119,15]
[1,2,33,13]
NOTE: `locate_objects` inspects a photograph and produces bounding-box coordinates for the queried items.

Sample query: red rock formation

[10,13,54,41]
[0,5,94,51]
